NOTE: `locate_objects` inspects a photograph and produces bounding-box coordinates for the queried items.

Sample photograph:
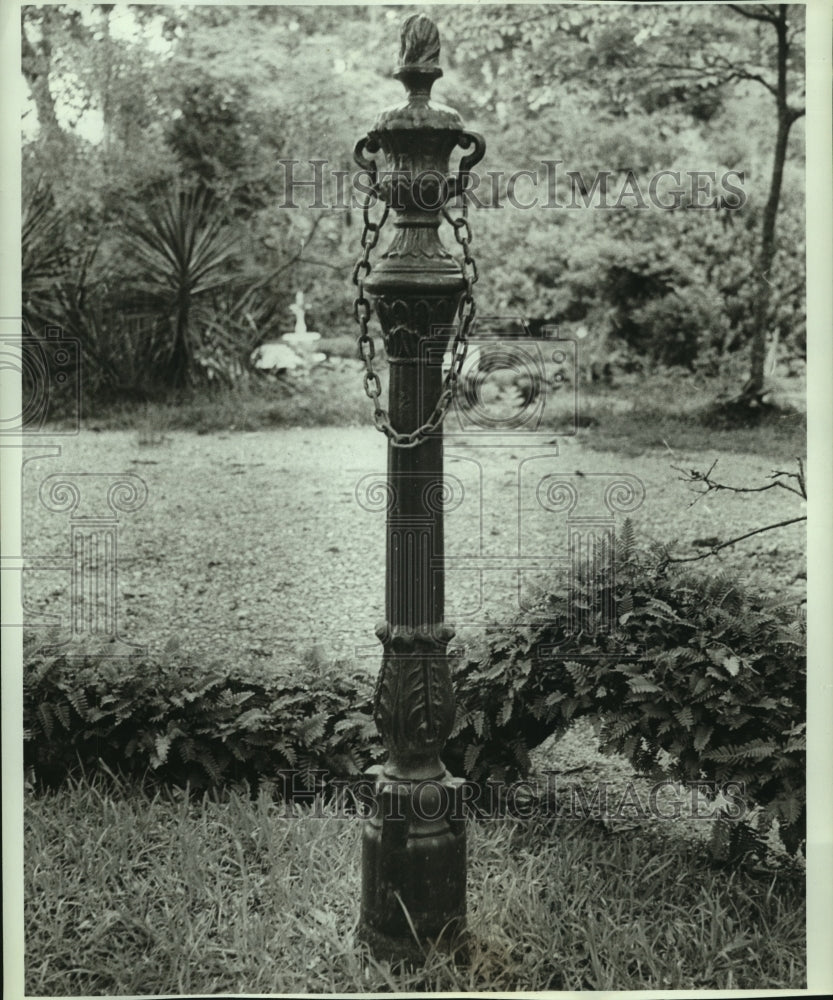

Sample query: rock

[252,341,304,371]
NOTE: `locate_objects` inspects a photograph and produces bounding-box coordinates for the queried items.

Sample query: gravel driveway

[20,427,805,677]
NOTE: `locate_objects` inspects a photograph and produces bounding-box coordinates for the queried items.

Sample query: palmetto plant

[22,177,73,331]
[200,283,281,386]
[124,186,238,387]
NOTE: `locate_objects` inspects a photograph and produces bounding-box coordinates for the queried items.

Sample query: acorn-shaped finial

[396,14,442,79]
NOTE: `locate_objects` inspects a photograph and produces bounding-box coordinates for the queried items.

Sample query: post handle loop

[448,130,486,200]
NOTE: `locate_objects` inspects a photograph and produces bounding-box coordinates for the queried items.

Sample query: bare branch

[672,459,808,501]
[662,454,807,566]
[644,62,725,81]
[730,69,779,97]
[727,3,780,25]
[661,516,807,565]
[641,60,779,101]
[703,52,780,97]
[768,462,807,499]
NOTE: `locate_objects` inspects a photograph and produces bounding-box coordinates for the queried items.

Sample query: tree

[443,4,805,394]
[20,4,394,392]
[612,2,805,402]
[21,6,65,144]
[21,5,805,400]
[726,4,805,404]
[22,4,182,221]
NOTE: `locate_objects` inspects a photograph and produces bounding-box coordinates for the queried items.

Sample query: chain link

[351,189,478,449]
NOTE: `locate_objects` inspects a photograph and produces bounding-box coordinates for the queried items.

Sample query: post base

[358,766,467,966]
[357,917,469,970]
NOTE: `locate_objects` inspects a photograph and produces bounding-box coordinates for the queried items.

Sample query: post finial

[395,13,442,82]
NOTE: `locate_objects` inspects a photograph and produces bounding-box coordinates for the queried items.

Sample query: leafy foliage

[25,522,805,857]
[20,4,805,404]
[21,176,75,331]
[444,524,806,851]
[24,635,379,794]
[123,186,240,387]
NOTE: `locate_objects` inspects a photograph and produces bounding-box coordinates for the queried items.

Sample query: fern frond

[463,742,481,774]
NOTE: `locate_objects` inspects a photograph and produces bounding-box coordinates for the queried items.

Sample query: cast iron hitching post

[351,14,485,963]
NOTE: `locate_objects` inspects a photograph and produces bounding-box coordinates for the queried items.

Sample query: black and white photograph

[2,0,831,995]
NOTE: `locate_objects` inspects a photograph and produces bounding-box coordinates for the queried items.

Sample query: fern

[195,746,223,785]
[498,699,514,727]
[64,686,88,718]
[444,532,805,849]
[22,525,806,858]
[674,706,694,729]
[628,676,662,695]
[617,517,637,564]
[153,734,172,767]
[604,715,641,742]
[53,701,71,731]
[298,713,328,746]
[36,703,54,740]
[693,725,713,752]
[22,636,379,797]
[463,742,481,774]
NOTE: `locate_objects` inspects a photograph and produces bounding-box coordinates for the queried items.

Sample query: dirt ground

[18,426,806,675]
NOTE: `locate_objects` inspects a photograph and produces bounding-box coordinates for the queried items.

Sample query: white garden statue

[251,289,324,372]
[288,290,308,335]
[284,290,321,347]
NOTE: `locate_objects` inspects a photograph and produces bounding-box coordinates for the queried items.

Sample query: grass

[25,772,805,994]
[83,359,377,437]
[550,370,806,460]
[65,363,805,463]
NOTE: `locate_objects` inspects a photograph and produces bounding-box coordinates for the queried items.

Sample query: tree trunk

[744,115,791,399]
[21,11,64,144]
[742,5,800,402]
[170,297,191,387]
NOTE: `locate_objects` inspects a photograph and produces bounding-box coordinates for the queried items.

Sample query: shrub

[629,288,729,370]
[24,635,378,794]
[445,523,806,853]
[122,186,240,388]
[22,176,74,332]
[24,527,805,857]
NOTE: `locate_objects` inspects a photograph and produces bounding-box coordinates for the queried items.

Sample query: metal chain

[351,190,478,449]
[352,180,389,430]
